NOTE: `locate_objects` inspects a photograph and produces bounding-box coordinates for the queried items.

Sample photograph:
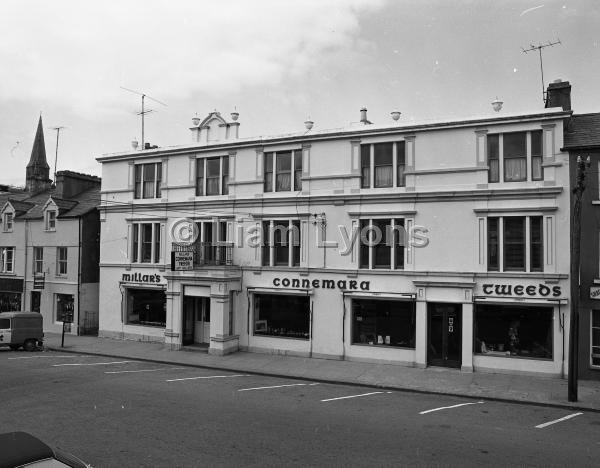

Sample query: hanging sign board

[590,286,600,300]
[171,251,194,271]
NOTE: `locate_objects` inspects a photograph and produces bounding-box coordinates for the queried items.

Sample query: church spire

[26,115,52,193]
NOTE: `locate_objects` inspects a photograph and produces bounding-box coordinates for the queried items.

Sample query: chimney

[55,171,101,199]
[360,107,372,125]
[545,79,571,111]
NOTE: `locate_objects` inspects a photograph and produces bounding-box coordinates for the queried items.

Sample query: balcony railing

[172,242,234,267]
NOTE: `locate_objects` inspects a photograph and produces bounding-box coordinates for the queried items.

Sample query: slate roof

[563,113,600,149]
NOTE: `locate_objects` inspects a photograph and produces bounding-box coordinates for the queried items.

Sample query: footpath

[43,333,600,412]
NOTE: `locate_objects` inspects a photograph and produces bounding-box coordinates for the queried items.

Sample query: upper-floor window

[196,156,229,196]
[487,131,543,183]
[262,220,301,267]
[358,218,405,269]
[134,162,162,199]
[33,247,44,274]
[131,222,161,263]
[45,210,57,231]
[0,247,14,273]
[2,213,13,232]
[361,142,406,189]
[57,247,68,276]
[264,150,302,193]
[487,216,543,272]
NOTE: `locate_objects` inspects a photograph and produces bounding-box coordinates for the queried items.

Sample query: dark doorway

[427,303,462,368]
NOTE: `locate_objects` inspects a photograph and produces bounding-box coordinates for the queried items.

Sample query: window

[475,304,553,359]
[2,212,13,232]
[0,318,9,329]
[263,150,302,192]
[131,223,161,263]
[45,210,56,231]
[358,219,405,270]
[55,293,74,323]
[126,288,166,327]
[352,299,415,348]
[262,220,301,267]
[487,131,544,183]
[195,156,228,196]
[57,247,68,276]
[0,292,20,312]
[360,142,406,188]
[487,216,544,272]
[31,291,41,313]
[254,294,310,339]
[33,247,44,274]
[0,247,14,273]
[592,310,600,366]
[134,162,162,199]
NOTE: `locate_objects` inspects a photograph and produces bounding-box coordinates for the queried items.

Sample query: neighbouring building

[98,99,572,377]
[0,116,101,335]
[562,92,600,380]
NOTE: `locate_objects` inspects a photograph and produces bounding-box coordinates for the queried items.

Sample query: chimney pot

[360,107,371,124]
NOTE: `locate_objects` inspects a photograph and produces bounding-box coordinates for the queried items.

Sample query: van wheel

[23,340,36,352]
[9,345,20,351]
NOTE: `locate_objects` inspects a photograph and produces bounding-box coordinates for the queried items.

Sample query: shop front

[0,278,23,312]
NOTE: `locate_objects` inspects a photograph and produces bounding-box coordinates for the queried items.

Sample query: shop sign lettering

[482,283,561,297]
[171,251,194,271]
[273,277,370,291]
[590,286,600,300]
[121,273,163,283]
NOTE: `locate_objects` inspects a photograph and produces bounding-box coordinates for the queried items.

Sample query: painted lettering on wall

[482,283,561,297]
[273,277,370,291]
[122,273,163,283]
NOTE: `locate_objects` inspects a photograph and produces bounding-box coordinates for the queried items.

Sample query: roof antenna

[521,39,561,104]
[50,126,66,184]
[120,87,167,150]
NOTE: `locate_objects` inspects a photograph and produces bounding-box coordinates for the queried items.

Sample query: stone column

[209,282,239,356]
[461,302,474,372]
[164,289,182,350]
[415,300,427,368]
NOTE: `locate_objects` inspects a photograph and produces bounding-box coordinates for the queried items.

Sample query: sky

[1,0,599,186]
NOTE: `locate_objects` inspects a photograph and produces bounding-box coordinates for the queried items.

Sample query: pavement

[43,332,600,412]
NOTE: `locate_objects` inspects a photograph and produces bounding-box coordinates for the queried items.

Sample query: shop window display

[475,304,553,359]
[126,289,166,327]
[352,299,415,348]
[254,294,309,339]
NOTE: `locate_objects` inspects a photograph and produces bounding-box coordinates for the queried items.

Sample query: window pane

[154,224,161,263]
[276,152,291,171]
[292,220,301,266]
[141,224,153,262]
[359,219,370,268]
[488,134,499,183]
[504,157,526,182]
[222,157,229,195]
[397,141,406,187]
[155,163,162,198]
[206,158,220,176]
[475,304,553,359]
[532,156,543,181]
[372,219,391,268]
[132,224,139,262]
[488,217,499,271]
[134,165,142,198]
[374,143,393,188]
[361,145,370,188]
[294,151,302,191]
[195,159,204,196]
[352,299,415,348]
[276,152,292,192]
[276,172,291,191]
[262,221,270,266]
[254,294,310,339]
[394,219,405,269]
[504,217,525,271]
[264,153,273,192]
[361,167,370,189]
[530,216,543,271]
[531,130,543,156]
[374,166,393,188]
[374,143,393,165]
[127,289,166,327]
[143,164,155,198]
[489,159,499,183]
[206,177,220,195]
[274,221,289,266]
[503,132,526,158]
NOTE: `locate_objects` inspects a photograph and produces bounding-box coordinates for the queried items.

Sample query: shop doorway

[182,296,211,346]
[427,303,461,368]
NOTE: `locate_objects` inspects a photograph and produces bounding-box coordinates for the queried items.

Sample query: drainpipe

[23,219,28,312]
[77,217,82,335]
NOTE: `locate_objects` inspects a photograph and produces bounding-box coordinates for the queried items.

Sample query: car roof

[0,432,55,468]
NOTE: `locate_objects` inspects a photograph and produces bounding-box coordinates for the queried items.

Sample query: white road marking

[53,360,137,367]
[105,367,186,374]
[166,374,249,382]
[321,391,384,402]
[419,401,484,415]
[8,355,90,360]
[535,412,584,429]
[238,383,319,392]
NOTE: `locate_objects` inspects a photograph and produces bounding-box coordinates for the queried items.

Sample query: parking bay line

[166,374,249,382]
[8,355,92,360]
[52,360,137,367]
[238,383,320,392]
[535,412,583,429]
[419,401,484,415]
[321,391,386,402]
[105,367,186,374]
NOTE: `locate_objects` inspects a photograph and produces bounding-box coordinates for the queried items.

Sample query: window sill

[44,229,56,233]
[253,333,309,341]
[475,352,552,362]
[126,322,166,328]
[351,343,415,350]
[0,272,16,276]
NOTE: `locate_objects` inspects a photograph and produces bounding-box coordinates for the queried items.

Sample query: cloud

[0,0,385,116]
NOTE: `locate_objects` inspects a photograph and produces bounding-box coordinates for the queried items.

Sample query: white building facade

[98,107,572,377]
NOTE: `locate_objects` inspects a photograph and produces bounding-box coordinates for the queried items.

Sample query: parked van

[0,312,43,351]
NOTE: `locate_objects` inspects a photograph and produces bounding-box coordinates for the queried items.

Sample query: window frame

[487,130,545,183]
[134,162,163,199]
[261,219,302,267]
[130,222,162,264]
[351,298,416,349]
[195,156,229,196]
[253,293,310,340]
[57,247,68,276]
[358,218,405,270]
[33,247,44,275]
[2,212,13,232]
[45,210,57,231]
[360,141,406,189]
[263,150,302,193]
[0,247,15,273]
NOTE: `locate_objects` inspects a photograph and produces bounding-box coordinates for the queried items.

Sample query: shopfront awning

[342,291,416,301]
[247,287,313,296]
[473,295,567,306]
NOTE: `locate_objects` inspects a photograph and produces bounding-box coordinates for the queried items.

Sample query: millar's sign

[482,283,562,297]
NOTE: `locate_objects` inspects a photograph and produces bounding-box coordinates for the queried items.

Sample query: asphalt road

[0,349,598,468]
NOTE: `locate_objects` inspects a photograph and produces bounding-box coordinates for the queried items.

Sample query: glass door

[182,296,195,346]
[427,303,462,368]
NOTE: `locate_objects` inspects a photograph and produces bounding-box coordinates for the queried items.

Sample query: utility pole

[51,126,65,183]
[569,155,591,402]
[521,39,561,104]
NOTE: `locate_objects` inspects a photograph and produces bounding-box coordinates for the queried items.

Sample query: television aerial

[120,87,167,150]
